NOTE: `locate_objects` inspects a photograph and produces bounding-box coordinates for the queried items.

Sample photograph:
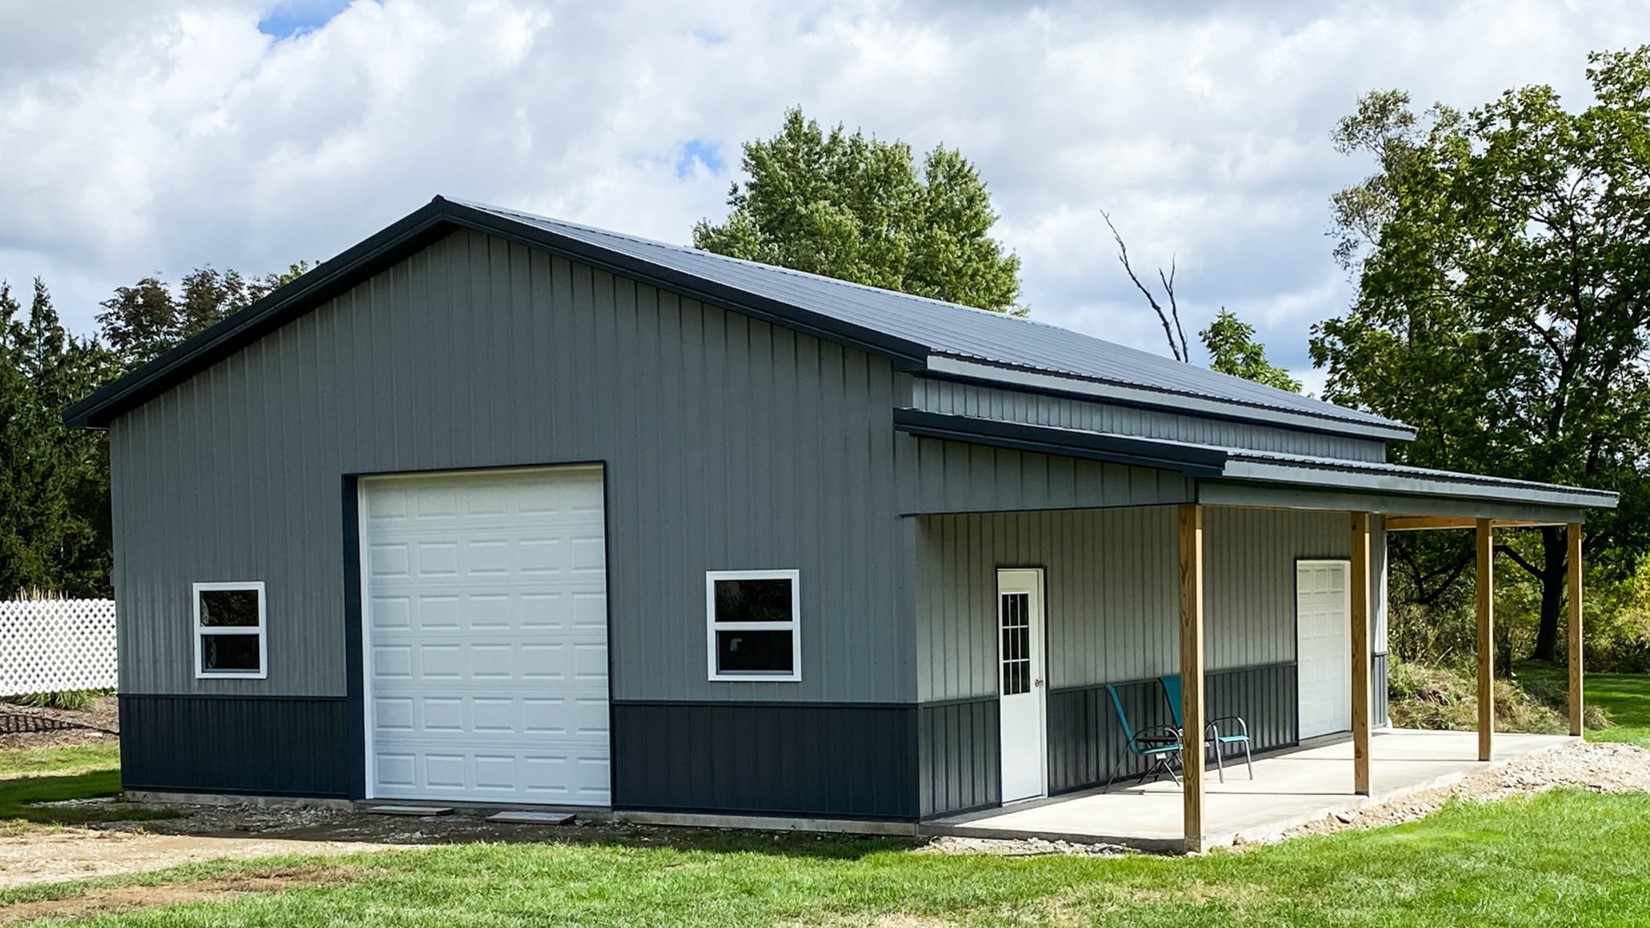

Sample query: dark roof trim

[65,197,932,429]
[1220,453,1619,510]
[893,409,1230,477]
[899,411,1617,513]
[922,356,1416,443]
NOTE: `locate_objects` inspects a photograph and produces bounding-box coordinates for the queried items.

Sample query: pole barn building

[68,197,1613,851]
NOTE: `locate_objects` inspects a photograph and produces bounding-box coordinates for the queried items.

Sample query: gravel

[1277,740,1650,841]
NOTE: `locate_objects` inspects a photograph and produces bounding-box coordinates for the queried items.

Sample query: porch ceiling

[894,410,1617,521]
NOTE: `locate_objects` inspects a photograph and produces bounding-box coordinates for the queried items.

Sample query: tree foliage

[1200,309,1301,392]
[693,108,1024,314]
[97,263,310,369]
[0,280,117,596]
[1312,47,1650,661]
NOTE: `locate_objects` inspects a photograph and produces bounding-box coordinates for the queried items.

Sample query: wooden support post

[1349,512,1372,796]
[1178,503,1205,854]
[1568,523,1584,737]
[1476,518,1494,762]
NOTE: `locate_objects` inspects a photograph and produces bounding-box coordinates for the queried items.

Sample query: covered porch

[900,407,1615,854]
[924,728,1572,851]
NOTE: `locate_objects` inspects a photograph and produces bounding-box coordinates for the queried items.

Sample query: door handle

[1034,678,1044,688]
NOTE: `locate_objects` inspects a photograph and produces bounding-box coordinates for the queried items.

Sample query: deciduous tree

[694,109,1024,314]
[1312,47,1650,661]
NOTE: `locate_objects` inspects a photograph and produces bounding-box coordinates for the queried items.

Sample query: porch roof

[893,410,1618,520]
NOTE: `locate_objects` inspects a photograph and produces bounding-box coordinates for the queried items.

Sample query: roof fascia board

[922,355,1417,443]
[893,409,1228,477]
[1198,481,1591,524]
[1217,458,1618,510]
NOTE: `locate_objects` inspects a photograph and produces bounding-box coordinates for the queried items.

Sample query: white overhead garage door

[1296,560,1352,740]
[361,466,609,805]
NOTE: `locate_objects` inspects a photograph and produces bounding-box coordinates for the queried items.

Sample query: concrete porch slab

[924,729,1574,851]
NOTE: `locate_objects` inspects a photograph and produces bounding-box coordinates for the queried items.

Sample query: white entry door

[1296,560,1352,740]
[998,568,1048,803]
[361,466,610,805]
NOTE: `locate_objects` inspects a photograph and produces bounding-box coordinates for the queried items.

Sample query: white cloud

[2,0,1647,386]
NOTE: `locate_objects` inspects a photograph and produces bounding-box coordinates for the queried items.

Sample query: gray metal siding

[914,505,1371,703]
[913,379,1388,463]
[1047,662,1296,795]
[1205,507,1351,671]
[120,696,353,797]
[111,229,910,702]
[898,435,1195,515]
[914,507,1178,703]
[611,701,918,820]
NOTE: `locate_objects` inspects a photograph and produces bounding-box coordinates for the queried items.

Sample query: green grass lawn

[5,789,1650,927]
[0,742,173,832]
[1515,663,1650,747]
[6,684,1650,927]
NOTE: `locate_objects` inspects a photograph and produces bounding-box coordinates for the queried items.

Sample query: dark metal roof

[894,411,1618,511]
[66,196,1412,437]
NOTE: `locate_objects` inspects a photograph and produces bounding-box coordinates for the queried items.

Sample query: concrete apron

[922,729,1576,852]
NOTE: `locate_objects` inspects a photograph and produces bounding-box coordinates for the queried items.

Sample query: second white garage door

[361,466,609,805]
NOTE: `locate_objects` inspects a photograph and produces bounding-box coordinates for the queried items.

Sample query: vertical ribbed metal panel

[111,229,912,702]
[1046,663,1296,795]
[911,378,1388,462]
[917,698,999,818]
[610,702,917,820]
[915,506,1367,703]
[915,507,1180,702]
[898,435,1195,515]
[1204,507,1351,671]
[1372,653,1390,727]
[120,696,352,797]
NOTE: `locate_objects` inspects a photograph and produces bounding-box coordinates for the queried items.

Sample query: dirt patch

[1273,740,1650,842]
[0,827,400,890]
[0,696,118,750]
[0,864,361,925]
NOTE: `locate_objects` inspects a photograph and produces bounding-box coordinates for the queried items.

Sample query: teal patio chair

[1158,674,1253,782]
[1102,683,1184,791]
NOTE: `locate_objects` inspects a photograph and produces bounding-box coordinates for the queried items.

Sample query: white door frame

[1295,558,1353,740]
[997,567,1048,803]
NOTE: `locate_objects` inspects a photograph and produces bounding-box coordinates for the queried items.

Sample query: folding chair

[1102,682,1184,791]
[1158,673,1253,783]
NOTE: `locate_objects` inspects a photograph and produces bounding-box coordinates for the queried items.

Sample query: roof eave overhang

[894,411,1617,519]
[921,355,1417,444]
[893,409,1229,476]
[1215,458,1620,511]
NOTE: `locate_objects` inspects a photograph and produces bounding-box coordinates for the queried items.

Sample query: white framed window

[705,569,800,682]
[193,581,267,680]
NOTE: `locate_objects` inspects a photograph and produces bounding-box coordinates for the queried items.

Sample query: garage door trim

[357,464,611,804]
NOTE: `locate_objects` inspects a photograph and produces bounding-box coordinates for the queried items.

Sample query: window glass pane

[713,578,793,623]
[715,629,794,674]
[201,633,260,672]
[200,588,260,627]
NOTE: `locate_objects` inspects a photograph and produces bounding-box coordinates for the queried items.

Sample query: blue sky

[2,0,1647,393]
[257,0,352,39]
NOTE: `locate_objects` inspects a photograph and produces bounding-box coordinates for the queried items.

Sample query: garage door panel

[364,467,609,805]
[1297,561,1352,740]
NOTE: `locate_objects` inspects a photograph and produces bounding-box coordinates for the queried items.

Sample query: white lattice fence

[0,599,117,697]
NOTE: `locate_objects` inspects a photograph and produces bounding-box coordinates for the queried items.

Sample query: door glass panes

[1000,592,1031,696]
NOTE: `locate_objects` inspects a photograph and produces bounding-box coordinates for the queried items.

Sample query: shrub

[9,689,101,711]
[1386,658,1602,734]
